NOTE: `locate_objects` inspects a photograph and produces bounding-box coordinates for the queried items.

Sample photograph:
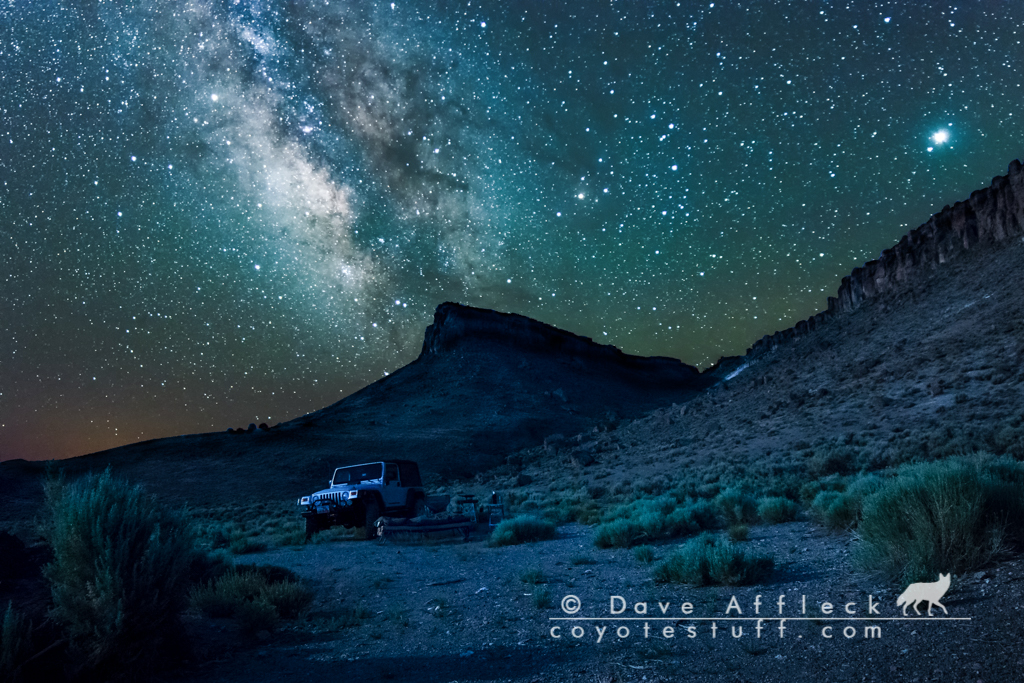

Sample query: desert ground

[156,517,1022,683]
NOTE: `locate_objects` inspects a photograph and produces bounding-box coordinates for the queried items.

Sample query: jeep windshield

[332,463,384,486]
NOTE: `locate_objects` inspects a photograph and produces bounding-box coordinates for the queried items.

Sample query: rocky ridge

[420,301,704,382]
[749,159,1024,356]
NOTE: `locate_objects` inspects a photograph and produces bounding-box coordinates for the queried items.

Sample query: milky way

[3,1,1024,460]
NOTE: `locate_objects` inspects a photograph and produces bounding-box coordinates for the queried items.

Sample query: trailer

[374,514,477,541]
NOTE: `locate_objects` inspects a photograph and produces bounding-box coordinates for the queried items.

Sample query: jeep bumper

[298,497,361,528]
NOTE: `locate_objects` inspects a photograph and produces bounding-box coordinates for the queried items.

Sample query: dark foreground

[161,522,1020,683]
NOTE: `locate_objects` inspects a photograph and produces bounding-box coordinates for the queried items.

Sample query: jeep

[297,460,426,538]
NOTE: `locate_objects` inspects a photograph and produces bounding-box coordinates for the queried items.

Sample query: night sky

[3,1,1024,461]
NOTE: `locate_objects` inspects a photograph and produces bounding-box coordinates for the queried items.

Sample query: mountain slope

[516,159,1024,495]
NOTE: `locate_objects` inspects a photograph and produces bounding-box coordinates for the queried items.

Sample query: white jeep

[297,460,427,538]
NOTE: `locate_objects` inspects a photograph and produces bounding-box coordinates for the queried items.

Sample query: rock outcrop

[749,159,1024,356]
[421,302,702,383]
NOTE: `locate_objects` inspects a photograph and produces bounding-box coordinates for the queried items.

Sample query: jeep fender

[357,491,385,513]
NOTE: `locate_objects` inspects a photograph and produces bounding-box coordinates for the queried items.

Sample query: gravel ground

[165,521,1024,683]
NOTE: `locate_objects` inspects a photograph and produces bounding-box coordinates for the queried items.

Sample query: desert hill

[0,303,717,516]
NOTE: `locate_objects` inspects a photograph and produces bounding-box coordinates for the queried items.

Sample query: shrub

[519,568,546,585]
[234,563,300,584]
[229,536,268,555]
[713,488,758,527]
[545,496,601,525]
[43,469,195,679]
[255,579,313,619]
[488,516,556,547]
[189,549,233,586]
[533,587,552,609]
[799,476,845,506]
[593,519,644,549]
[633,545,656,564]
[758,497,799,524]
[811,491,855,530]
[593,496,718,549]
[681,499,720,530]
[856,455,1024,582]
[275,529,308,546]
[190,565,313,629]
[728,524,750,541]
[807,442,856,477]
[653,533,773,586]
[1,602,33,681]
[811,476,882,530]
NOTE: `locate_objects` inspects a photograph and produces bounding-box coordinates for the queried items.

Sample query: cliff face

[749,159,1024,356]
[420,302,702,382]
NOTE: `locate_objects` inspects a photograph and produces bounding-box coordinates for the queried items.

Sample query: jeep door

[382,463,405,508]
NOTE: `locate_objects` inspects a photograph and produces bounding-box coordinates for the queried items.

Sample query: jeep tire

[363,498,381,540]
[305,514,320,539]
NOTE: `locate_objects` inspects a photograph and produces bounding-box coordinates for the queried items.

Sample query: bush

[856,455,1024,582]
[1,602,33,681]
[519,568,546,585]
[229,536,268,555]
[633,545,656,564]
[593,496,719,549]
[757,497,799,524]
[807,442,856,477]
[653,533,773,586]
[593,519,644,549]
[488,516,556,546]
[682,499,720,530]
[545,496,601,525]
[799,476,845,506]
[727,524,750,541]
[43,469,196,679]
[190,566,313,629]
[533,587,552,609]
[235,563,300,584]
[811,476,882,530]
[811,491,856,530]
[713,488,758,527]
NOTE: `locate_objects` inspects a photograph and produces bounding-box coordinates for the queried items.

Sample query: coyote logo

[896,573,950,616]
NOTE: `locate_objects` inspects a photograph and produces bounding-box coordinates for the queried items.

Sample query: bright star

[932,129,949,145]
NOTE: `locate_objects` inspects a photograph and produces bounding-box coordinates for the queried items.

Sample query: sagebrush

[190,564,313,632]
[43,469,196,679]
[856,454,1024,582]
[1,602,33,682]
[653,532,774,586]
[489,515,556,546]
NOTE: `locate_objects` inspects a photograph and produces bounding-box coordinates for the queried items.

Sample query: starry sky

[3,1,1024,461]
